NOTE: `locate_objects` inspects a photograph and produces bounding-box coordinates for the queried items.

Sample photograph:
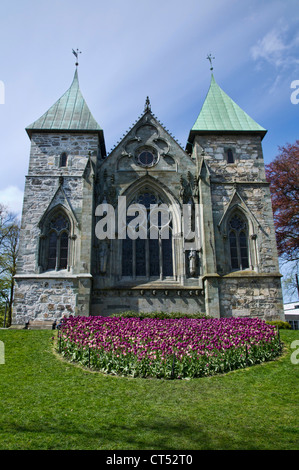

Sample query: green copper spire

[190,74,266,136]
[26,69,102,136]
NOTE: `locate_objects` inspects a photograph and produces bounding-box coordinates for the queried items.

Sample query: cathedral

[12,64,285,326]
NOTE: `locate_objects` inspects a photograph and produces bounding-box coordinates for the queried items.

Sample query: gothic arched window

[228,214,249,271]
[46,212,70,270]
[122,190,173,279]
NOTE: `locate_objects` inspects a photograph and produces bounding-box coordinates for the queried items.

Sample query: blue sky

[0,0,298,213]
[0,0,298,299]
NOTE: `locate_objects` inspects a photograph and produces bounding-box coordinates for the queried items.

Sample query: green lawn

[0,328,298,450]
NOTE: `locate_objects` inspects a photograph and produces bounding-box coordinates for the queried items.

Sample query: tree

[265,140,299,263]
[0,204,20,326]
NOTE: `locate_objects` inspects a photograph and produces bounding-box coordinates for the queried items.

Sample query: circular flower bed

[57,316,281,379]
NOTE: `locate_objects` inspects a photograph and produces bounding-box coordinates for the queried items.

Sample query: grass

[0,328,298,450]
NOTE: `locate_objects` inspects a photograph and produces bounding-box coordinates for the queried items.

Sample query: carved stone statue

[188,249,197,277]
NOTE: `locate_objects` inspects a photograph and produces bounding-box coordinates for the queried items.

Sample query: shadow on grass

[0,415,274,450]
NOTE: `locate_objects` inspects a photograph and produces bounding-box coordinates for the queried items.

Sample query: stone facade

[12,70,284,325]
[218,275,284,318]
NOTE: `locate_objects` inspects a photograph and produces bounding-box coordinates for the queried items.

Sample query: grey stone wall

[218,275,284,320]
[91,287,205,316]
[13,274,92,324]
[28,133,99,175]
[13,277,78,323]
[12,132,98,324]
[193,135,281,273]
[195,134,266,182]
[193,134,284,320]
[17,132,99,275]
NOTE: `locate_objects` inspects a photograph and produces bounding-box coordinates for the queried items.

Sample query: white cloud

[251,29,286,65]
[0,186,23,218]
[251,27,299,68]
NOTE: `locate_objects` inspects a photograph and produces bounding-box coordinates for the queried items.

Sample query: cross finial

[144,96,151,112]
[207,53,215,72]
[72,48,82,67]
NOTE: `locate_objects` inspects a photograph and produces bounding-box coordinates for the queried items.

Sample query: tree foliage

[0,204,20,326]
[265,140,299,262]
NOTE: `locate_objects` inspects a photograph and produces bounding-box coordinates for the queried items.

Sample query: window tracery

[121,189,173,279]
[39,211,71,271]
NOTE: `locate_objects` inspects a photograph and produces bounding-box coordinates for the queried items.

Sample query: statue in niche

[99,243,109,274]
[179,176,185,203]
[193,180,199,203]
[188,249,197,277]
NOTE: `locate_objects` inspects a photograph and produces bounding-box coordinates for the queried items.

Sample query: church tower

[13,67,106,324]
[12,65,284,326]
[187,73,283,318]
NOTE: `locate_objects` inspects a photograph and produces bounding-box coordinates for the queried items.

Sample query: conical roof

[187,74,266,149]
[26,69,102,137]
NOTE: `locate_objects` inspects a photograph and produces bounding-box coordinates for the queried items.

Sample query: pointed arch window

[45,212,70,271]
[121,190,173,280]
[228,214,249,271]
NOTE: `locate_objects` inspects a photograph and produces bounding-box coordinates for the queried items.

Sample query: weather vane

[207,53,215,72]
[72,48,82,67]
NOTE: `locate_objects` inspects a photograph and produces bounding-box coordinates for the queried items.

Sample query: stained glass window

[239,231,249,269]
[46,212,70,271]
[122,239,133,276]
[139,151,154,166]
[149,238,159,276]
[122,190,173,279]
[60,232,69,269]
[229,231,239,269]
[162,236,173,277]
[228,214,249,271]
[138,192,157,208]
[136,238,146,276]
[51,214,69,232]
[47,232,57,270]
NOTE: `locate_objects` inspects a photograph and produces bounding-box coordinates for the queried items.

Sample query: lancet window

[228,213,249,271]
[39,211,70,271]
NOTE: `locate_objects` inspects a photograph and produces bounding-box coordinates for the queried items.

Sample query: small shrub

[110,311,209,319]
[266,320,291,330]
[110,310,139,318]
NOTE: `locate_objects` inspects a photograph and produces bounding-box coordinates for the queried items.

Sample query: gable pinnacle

[144,96,151,112]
